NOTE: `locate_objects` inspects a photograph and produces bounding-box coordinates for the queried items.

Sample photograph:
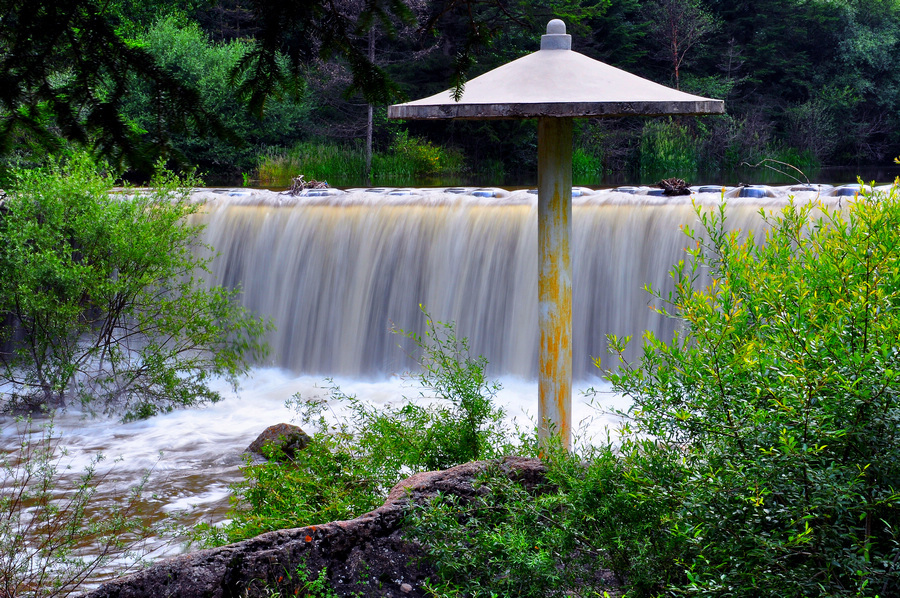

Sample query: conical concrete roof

[389,20,724,120]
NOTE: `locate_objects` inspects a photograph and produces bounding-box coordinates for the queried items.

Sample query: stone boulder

[81,457,550,598]
[245,423,310,460]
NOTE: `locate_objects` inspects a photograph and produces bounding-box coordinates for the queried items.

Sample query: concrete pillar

[537,116,573,451]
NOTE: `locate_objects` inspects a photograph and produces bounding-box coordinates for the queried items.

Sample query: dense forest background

[3,0,900,185]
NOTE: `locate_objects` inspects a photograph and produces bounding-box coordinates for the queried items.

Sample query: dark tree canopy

[0,0,420,173]
[1,0,898,178]
[0,0,238,172]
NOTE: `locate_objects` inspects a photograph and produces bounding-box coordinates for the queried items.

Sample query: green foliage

[0,154,269,417]
[603,182,900,596]
[4,0,900,179]
[257,142,366,187]
[284,560,343,598]
[195,417,386,547]
[244,556,352,598]
[121,16,312,174]
[410,466,567,598]
[638,118,699,181]
[679,74,734,101]
[783,89,852,163]
[199,313,508,546]
[256,136,467,187]
[386,131,465,177]
[764,145,819,173]
[393,310,508,469]
[408,181,900,598]
[0,0,232,175]
[0,417,155,597]
[572,147,603,185]
[407,446,610,597]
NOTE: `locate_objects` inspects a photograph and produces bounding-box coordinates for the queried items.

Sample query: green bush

[410,181,900,598]
[385,131,465,177]
[0,155,268,416]
[198,313,509,546]
[121,17,311,174]
[407,440,684,598]
[604,181,900,596]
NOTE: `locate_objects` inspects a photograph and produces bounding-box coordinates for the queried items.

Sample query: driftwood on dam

[82,457,550,598]
[658,177,691,195]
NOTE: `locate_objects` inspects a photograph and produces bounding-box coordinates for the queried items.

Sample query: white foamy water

[0,367,630,579]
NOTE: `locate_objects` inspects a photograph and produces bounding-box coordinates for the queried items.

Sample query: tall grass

[257,134,466,188]
[257,143,366,187]
[572,147,603,185]
[638,118,699,181]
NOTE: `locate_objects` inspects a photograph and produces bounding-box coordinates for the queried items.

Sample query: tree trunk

[366,28,375,184]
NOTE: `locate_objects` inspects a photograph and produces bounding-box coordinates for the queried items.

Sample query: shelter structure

[388,20,724,450]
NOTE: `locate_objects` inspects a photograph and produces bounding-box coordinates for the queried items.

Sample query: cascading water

[195,187,807,378]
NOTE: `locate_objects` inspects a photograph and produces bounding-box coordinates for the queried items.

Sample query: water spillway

[193,186,831,378]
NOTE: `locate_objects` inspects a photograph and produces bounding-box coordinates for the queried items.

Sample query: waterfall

[195,188,815,379]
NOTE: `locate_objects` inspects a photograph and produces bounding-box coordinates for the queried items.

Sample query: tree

[0,155,269,417]
[0,0,412,174]
[0,0,235,174]
[119,16,313,174]
[645,0,717,89]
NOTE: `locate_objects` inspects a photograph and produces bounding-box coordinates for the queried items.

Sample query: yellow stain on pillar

[537,117,573,451]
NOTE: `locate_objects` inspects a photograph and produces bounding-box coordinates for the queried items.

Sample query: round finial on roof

[541,19,571,50]
[547,19,566,35]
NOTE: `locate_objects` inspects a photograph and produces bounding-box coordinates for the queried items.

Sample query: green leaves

[605,182,900,596]
[202,313,509,547]
[0,155,269,417]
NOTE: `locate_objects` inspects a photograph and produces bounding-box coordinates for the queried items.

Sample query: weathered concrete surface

[537,117,573,451]
[388,21,724,121]
[81,457,548,598]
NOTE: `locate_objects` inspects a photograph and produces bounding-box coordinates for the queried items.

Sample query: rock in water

[246,423,311,460]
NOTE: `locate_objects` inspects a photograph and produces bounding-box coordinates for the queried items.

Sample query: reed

[257,135,467,187]
[257,142,366,187]
[638,118,699,181]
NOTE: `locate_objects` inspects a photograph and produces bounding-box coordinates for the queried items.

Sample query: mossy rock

[246,423,311,460]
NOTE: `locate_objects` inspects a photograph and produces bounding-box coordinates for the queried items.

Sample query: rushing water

[1,182,886,587]
[194,184,856,376]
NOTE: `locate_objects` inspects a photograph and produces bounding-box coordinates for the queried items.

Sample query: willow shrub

[411,182,900,598]
[0,418,156,598]
[0,155,269,417]
[605,182,900,596]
